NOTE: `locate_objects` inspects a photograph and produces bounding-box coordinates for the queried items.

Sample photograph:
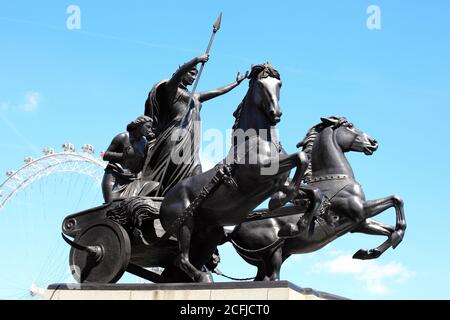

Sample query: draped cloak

[142,80,202,196]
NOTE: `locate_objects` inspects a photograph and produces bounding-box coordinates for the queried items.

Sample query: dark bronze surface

[61,16,405,286]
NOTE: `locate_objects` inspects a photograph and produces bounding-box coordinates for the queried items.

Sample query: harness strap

[230,238,285,256]
[156,163,236,243]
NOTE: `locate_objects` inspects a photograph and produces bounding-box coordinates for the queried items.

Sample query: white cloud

[313,254,415,295]
[21,91,40,112]
[0,91,41,112]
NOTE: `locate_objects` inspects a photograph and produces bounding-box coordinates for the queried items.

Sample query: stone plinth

[45,281,346,300]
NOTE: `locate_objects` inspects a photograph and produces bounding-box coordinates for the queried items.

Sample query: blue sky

[0,0,449,299]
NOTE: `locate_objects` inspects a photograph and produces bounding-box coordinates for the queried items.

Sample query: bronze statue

[229,116,407,281]
[142,54,246,196]
[157,64,308,282]
[101,115,155,202]
[62,64,310,284]
[61,15,406,287]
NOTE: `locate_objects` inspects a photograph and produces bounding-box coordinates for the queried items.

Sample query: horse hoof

[196,272,213,283]
[391,230,404,249]
[368,249,382,259]
[353,249,369,260]
[353,249,381,260]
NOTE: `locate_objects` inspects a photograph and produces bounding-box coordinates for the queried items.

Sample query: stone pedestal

[45,281,346,300]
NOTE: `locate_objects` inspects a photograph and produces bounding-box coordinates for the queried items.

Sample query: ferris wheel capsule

[62,143,75,152]
[81,144,95,155]
[43,147,55,155]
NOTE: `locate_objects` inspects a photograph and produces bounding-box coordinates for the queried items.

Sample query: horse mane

[248,63,280,81]
[297,116,348,182]
[232,64,280,130]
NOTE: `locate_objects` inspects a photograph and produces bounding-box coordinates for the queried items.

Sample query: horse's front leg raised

[353,196,407,259]
[268,151,309,210]
[352,219,395,260]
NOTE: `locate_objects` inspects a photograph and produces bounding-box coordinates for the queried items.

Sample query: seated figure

[101,115,155,202]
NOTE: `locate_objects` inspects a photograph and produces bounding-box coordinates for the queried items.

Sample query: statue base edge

[45,281,348,300]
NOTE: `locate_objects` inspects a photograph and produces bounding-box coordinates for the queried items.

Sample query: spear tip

[213,12,222,33]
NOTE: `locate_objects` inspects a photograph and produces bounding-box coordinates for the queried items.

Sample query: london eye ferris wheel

[0,143,107,299]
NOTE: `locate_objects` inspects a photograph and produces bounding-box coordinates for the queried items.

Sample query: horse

[229,116,407,281]
[158,64,309,282]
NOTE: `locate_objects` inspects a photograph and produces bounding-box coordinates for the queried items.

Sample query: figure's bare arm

[165,54,209,101]
[103,133,126,162]
[199,71,247,103]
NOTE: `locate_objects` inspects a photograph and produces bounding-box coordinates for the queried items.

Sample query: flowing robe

[142,80,202,196]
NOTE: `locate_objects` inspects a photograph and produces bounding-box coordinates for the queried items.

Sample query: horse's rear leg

[262,248,282,281]
[175,217,211,282]
[189,226,225,275]
[254,265,266,281]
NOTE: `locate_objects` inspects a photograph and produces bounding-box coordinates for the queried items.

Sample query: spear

[191,12,222,95]
[179,13,222,129]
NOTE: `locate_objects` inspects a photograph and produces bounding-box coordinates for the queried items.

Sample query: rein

[212,268,255,281]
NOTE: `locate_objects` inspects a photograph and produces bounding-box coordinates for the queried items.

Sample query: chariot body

[61,194,309,283]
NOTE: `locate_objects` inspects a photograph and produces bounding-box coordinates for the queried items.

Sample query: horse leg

[269,151,310,210]
[161,265,193,283]
[278,185,323,238]
[352,196,407,259]
[353,218,395,236]
[175,216,210,282]
[189,225,225,278]
[291,151,309,187]
[265,248,283,281]
[273,151,309,178]
[352,219,396,260]
[254,264,266,281]
[259,248,283,281]
[364,196,406,248]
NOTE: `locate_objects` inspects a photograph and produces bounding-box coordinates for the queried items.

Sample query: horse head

[320,116,379,155]
[247,64,283,126]
[298,116,379,179]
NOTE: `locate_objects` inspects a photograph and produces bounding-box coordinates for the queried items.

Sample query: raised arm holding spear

[143,13,247,196]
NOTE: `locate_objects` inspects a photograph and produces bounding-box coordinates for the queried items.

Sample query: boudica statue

[61,14,406,285]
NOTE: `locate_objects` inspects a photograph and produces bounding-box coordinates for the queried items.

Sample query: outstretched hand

[236,71,249,84]
[197,53,209,64]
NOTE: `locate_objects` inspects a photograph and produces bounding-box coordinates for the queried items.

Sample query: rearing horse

[158,64,308,282]
[230,116,407,281]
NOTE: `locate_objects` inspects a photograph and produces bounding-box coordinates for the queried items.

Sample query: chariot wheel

[69,220,131,283]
